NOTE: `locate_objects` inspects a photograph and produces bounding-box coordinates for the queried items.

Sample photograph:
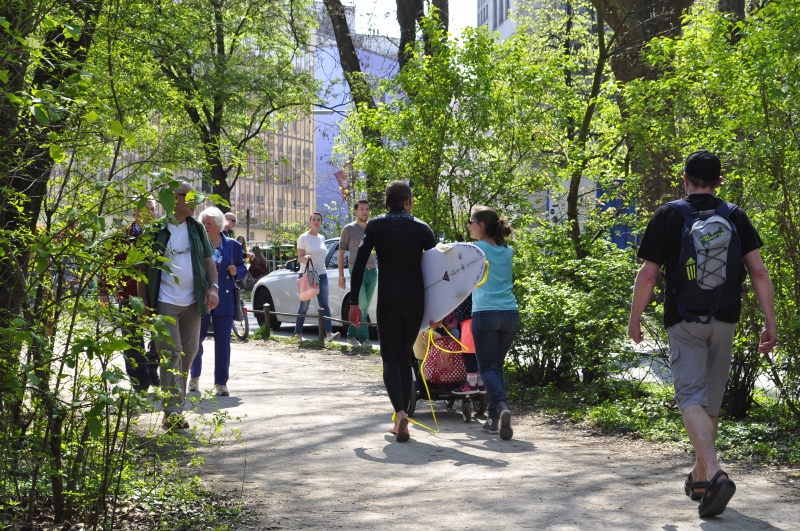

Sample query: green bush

[510,226,639,391]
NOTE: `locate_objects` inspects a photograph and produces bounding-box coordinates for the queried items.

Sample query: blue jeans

[294,273,333,335]
[472,310,520,418]
[347,268,377,342]
[191,312,233,385]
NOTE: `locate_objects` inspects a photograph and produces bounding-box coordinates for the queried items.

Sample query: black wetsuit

[350,209,437,413]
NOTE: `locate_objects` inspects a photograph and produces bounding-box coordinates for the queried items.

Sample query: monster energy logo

[685,257,696,280]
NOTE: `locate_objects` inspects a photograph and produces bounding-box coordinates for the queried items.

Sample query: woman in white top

[294,212,340,341]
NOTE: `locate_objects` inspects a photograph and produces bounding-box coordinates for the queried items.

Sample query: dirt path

[193,339,799,530]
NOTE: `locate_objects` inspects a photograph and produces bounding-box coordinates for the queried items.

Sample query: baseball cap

[683,150,721,181]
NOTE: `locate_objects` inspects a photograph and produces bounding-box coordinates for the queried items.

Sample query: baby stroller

[407,332,488,423]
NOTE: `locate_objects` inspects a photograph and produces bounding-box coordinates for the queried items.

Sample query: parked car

[251,238,378,334]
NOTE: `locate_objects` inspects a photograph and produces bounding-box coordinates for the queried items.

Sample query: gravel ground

[188,338,800,531]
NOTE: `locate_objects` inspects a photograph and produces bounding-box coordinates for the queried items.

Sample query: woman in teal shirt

[468,206,519,440]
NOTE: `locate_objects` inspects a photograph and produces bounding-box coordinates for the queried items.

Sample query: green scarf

[146,216,213,314]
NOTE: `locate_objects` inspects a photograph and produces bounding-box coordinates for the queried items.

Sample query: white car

[251,238,378,333]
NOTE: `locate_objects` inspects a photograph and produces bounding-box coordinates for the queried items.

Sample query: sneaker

[348,337,361,347]
[327,331,341,342]
[361,339,373,348]
[188,377,199,392]
[478,385,487,394]
[162,412,189,430]
[482,417,499,433]
[451,382,479,395]
[215,384,229,397]
[497,402,513,440]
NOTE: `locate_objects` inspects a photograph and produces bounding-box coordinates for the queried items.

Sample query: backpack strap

[666,199,698,220]
[714,201,738,219]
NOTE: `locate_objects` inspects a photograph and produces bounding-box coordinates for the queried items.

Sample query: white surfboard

[420,242,487,332]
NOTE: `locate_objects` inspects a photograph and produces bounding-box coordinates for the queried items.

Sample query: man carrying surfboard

[349,181,437,442]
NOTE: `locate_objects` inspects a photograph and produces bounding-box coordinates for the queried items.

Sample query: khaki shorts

[667,318,736,417]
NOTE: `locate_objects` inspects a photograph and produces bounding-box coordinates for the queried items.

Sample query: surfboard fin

[435,243,455,252]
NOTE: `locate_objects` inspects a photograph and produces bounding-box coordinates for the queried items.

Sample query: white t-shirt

[159,222,196,306]
[297,232,327,273]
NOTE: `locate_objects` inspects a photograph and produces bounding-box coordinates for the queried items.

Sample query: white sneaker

[327,331,341,342]
[215,384,229,396]
[361,339,373,348]
[347,337,361,347]
[188,377,199,392]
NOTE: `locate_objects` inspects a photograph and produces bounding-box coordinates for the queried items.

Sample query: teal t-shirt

[473,240,517,312]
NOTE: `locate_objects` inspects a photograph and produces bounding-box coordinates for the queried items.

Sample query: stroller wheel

[472,394,487,416]
[461,398,471,422]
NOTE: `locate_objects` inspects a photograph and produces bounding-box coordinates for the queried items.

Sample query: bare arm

[627,260,660,343]
[297,247,307,263]
[743,249,777,353]
[337,249,346,289]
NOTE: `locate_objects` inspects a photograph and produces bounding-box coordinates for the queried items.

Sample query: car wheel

[253,288,279,330]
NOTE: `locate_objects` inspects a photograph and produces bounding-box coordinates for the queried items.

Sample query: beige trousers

[156,302,201,414]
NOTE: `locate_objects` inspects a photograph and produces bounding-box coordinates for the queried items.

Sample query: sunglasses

[468,219,477,225]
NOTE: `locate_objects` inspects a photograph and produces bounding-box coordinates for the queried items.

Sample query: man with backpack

[628,150,777,518]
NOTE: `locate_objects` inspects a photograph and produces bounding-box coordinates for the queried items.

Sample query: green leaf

[10,318,26,327]
[49,144,66,163]
[85,111,100,122]
[26,372,41,386]
[30,104,50,125]
[87,417,102,438]
[101,370,121,384]
[63,24,82,40]
[110,120,122,136]
[0,70,8,83]
[158,187,176,214]
[4,92,22,104]
[128,296,146,315]
[105,339,131,351]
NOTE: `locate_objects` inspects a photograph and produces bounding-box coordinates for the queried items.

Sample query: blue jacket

[213,235,247,317]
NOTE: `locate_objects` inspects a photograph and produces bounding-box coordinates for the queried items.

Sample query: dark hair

[310,211,323,221]
[471,206,512,247]
[354,199,370,211]
[685,173,721,190]
[385,181,412,210]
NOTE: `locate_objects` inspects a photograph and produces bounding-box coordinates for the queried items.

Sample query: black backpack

[666,199,745,324]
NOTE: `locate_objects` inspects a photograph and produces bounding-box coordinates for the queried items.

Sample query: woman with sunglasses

[467,206,519,440]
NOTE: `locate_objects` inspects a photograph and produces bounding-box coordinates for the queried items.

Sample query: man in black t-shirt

[628,150,776,518]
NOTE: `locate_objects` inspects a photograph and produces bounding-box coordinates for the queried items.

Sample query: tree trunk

[591,0,694,210]
[322,0,385,207]
[0,0,103,357]
[396,0,424,71]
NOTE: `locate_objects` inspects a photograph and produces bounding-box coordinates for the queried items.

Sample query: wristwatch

[210,283,219,289]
